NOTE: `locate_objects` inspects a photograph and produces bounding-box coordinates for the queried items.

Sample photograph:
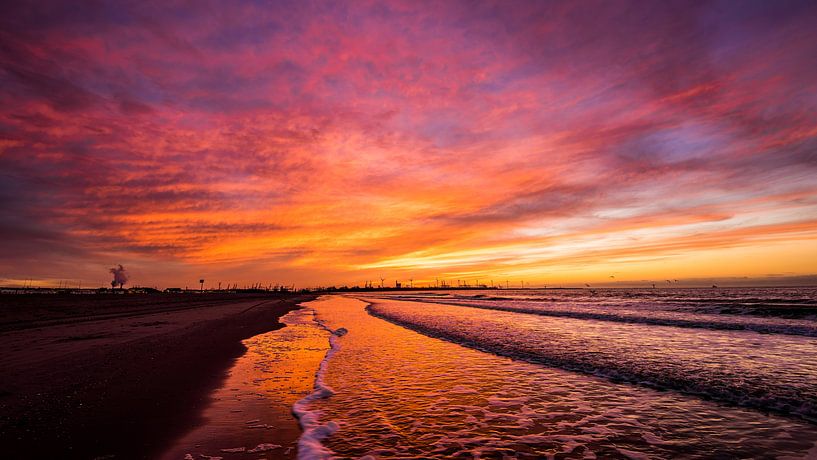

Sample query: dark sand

[0,292,315,459]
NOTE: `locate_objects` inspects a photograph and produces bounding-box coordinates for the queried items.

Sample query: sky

[1,0,816,289]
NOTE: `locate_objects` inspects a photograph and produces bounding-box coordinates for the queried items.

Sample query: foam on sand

[291,294,817,458]
[292,309,345,459]
[368,298,817,421]
[247,443,282,453]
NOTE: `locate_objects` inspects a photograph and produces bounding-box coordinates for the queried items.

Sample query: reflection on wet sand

[160,308,328,460]
[304,295,817,459]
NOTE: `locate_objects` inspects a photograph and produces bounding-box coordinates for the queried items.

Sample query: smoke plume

[110,264,128,288]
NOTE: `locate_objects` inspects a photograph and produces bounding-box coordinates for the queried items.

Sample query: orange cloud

[1,1,816,287]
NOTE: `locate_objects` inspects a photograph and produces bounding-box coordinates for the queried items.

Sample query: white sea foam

[292,306,344,460]
[246,423,275,429]
[247,443,282,453]
[382,294,817,337]
[368,298,817,421]
[293,294,817,459]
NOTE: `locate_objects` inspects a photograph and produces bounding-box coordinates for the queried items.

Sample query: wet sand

[0,292,314,459]
[159,307,330,460]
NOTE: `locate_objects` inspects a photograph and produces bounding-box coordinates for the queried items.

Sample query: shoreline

[0,293,315,459]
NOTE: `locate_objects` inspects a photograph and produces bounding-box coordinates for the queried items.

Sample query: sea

[168,288,817,459]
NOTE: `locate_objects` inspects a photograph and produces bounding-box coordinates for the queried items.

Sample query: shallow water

[303,295,817,459]
[160,308,329,460]
[387,288,817,336]
[368,298,817,420]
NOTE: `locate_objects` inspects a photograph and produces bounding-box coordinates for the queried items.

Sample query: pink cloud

[1,0,816,287]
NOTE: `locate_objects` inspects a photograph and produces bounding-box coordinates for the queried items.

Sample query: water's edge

[292,299,345,460]
[365,300,817,425]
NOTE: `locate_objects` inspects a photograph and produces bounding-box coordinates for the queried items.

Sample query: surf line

[292,303,348,460]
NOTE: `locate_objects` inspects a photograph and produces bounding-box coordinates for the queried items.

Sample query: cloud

[1,0,816,287]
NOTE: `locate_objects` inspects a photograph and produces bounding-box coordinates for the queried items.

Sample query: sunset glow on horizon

[2,0,817,288]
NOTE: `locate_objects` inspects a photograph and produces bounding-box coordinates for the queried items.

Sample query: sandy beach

[1,1,815,457]
[0,292,314,459]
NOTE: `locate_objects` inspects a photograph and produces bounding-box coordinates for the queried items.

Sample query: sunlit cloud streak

[1,0,816,287]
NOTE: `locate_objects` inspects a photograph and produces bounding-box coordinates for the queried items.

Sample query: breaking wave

[368,299,817,422]
[384,296,817,337]
[291,311,345,460]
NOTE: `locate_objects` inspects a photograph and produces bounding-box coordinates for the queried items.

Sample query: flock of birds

[579,277,713,294]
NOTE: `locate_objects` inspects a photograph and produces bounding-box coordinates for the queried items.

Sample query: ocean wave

[367,300,817,423]
[382,297,817,337]
[385,288,817,319]
[292,309,343,460]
